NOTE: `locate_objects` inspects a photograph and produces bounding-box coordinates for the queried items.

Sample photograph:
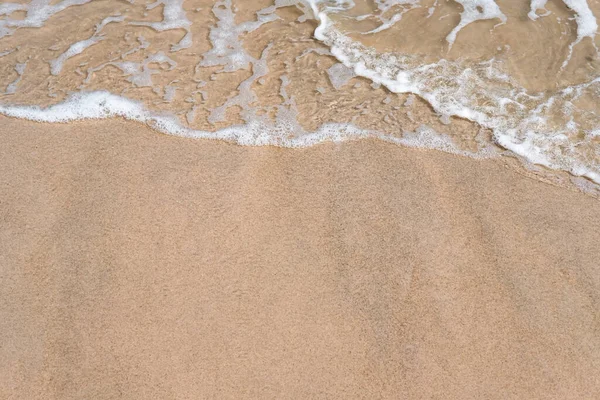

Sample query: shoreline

[2,116,600,398]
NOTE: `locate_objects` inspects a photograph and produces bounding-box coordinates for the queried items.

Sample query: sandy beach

[1,116,600,398]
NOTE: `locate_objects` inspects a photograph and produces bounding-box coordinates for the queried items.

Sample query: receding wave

[1,0,599,188]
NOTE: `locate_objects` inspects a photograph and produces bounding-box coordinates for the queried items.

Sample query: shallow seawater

[1,0,600,194]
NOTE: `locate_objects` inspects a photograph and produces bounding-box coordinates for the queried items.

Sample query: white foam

[327,63,356,89]
[362,0,421,34]
[208,43,273,124]
[0,3,25,17]
[275,0,314,22]
[393,124,495,157]
[446,0,506,48]
[562,0,597,40]
[4,62,27,95]
[529,1,598,68]
[199,0,316,74]
[163,85,178,102]
[0,90,499,160]
[0,0,598,188]
[85,52,177,88]
[375,0,419,13]
[307,0,600,183]
[0,0,92,39]
[0,90,360,146]
[528,0,550,20]
[320,0,356,12]
[81,36,150,86]
[49,16,124,76]
[295,47,332,60]
[130,0,192,52]
[427,1,439,18]
[50,37,103,76]
[200,0,278,73]
[559,0,598,68]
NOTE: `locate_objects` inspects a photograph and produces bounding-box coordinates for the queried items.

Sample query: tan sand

[1,116,600,399]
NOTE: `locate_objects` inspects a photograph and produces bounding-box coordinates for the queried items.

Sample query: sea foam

[308,0,600,183]
[0,0,599,188]
[0,89,496,161]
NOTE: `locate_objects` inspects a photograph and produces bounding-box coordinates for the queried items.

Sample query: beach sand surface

[1,116,600,399]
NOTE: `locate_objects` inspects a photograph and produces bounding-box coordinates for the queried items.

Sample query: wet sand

[1,116,600,399]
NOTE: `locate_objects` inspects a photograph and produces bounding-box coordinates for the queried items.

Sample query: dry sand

[1,116,600,399]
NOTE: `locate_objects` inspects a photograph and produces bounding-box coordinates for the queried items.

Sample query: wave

[0,0,599,186]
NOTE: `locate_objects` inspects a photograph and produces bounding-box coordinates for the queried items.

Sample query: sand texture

[1,116,600,399]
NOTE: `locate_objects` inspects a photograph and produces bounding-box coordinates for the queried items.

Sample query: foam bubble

[4,62,26,95]
[208,43,273,124]
[49,14,121,76]
[200,0,278,73]
[85,52,177,88]
[130,0,192,52]
[327,63,356,89]
[51,34,105,76]
[0,0,92,39]
[529,0,598,68]
[528,0,550,20]
[0,0,599,190]
[362,0,421,35]
[308,0,600,183]
[0,89,498,159]
[559,0,598,68]
[446,0,507,48]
